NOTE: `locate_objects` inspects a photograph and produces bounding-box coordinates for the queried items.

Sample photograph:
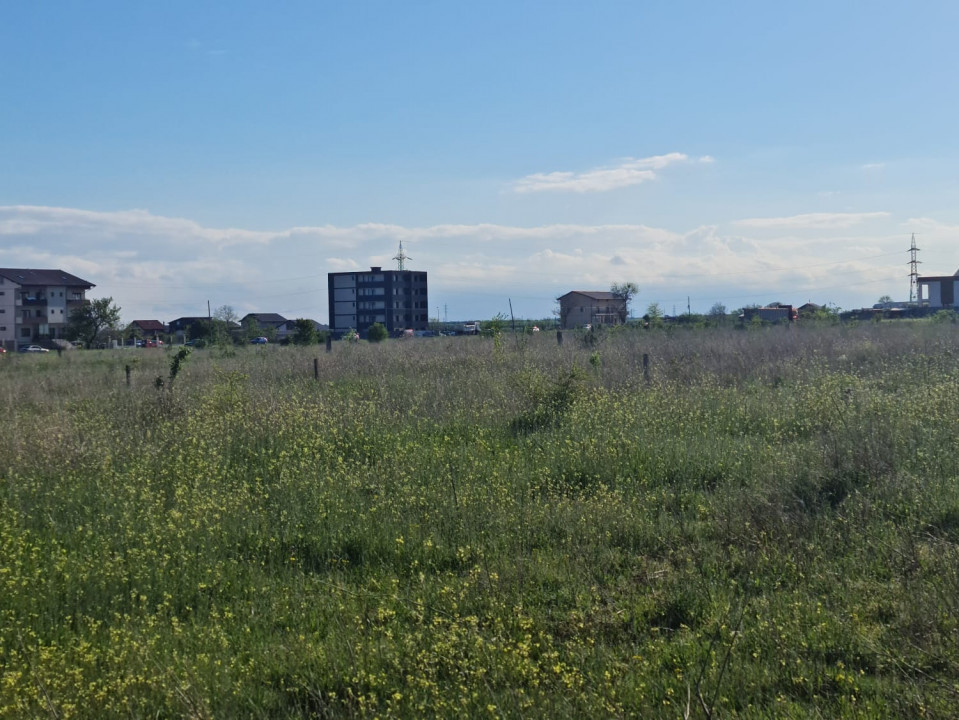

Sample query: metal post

[643,353,650,385]
[556,331,563,346]
[314,358,319,381]
[125,364,131,387]
[325,335,332,353]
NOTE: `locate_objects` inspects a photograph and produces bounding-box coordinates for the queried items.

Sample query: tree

[290,318,318,345]
[877,295,893,305]
[708,302,727,317]
[211,305,241,344]
[610,282,639,323]
[240,316,260,342]
[214,305,239,324]
[67,297,122,348]
[367,322,388,343]
[644,302,664,329]
[554,299,571,329]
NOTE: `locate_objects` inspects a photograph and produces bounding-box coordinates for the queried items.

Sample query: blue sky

[2,1,958,322]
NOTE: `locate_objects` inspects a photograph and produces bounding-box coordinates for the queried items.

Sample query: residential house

[240,313,287,333]
[328,267,429,337]
[557,291,627,330]
[917,270,959,309]
[128,320,166,340]
[0,268,95,349]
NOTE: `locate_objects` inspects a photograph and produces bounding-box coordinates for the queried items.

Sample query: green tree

[610,282,639,323]
[290,318,318,345]
[240,316,260,342]
[644,302,664,329]
[708,302,727,317]
[67,297,122,348]
[877,295,893,305]
[367,322,388,343]
[484,313,506,338]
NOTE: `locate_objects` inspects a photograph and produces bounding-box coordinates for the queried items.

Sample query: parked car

[144,339,163,348]
[19,345,49,353]
[0,347,6,354]
[250,336,268,344]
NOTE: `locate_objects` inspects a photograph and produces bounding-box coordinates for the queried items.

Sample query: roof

[242,313,287,326]
[0,268,94,288]
[558,291,622,301]
[130,320,166,331]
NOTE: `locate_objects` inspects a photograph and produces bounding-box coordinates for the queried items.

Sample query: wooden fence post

[556,331,563,346]
[326,336,332,353]
[125,364,131,387]
[314,358,319,381]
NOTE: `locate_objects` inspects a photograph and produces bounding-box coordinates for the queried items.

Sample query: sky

[2,1,958,323]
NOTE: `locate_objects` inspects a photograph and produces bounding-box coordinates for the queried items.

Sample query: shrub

[367,322,388,343]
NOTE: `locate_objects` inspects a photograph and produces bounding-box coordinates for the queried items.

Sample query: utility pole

[908,233,921,303]
[393,241,410,271]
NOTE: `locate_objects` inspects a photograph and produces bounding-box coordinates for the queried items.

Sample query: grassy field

[1,322,959,718]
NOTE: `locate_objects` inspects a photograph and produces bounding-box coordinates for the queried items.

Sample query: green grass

[1,323,959,717]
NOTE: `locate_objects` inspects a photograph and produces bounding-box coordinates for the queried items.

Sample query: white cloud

[735,211,890,229]
[511,152,710,194]
[0,204,916,321]
[862,162,885,171]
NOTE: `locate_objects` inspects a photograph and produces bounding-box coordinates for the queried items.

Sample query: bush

[367,322,388,343]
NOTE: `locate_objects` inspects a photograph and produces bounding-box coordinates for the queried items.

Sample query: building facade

[328,267,429,337]
[917,270,959,309]
[557,291,627,330]
[0,268,95,348]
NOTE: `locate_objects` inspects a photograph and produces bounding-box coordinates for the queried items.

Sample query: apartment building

[328,267,429,337]
[0,268,95,348]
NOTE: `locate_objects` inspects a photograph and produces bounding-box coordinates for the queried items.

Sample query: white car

[19,345,50,353]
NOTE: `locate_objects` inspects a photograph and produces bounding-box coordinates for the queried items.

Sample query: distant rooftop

[0,268,94,287]
[559,291,621,301]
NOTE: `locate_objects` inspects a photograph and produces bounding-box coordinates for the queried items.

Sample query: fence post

[125,364,131,387]
[642,353,650,385]
[556,331,563,346]
[326,336,332,353]
[314,358,319,381]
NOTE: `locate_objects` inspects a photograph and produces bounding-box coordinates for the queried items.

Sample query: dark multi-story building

[328,267,429,337]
